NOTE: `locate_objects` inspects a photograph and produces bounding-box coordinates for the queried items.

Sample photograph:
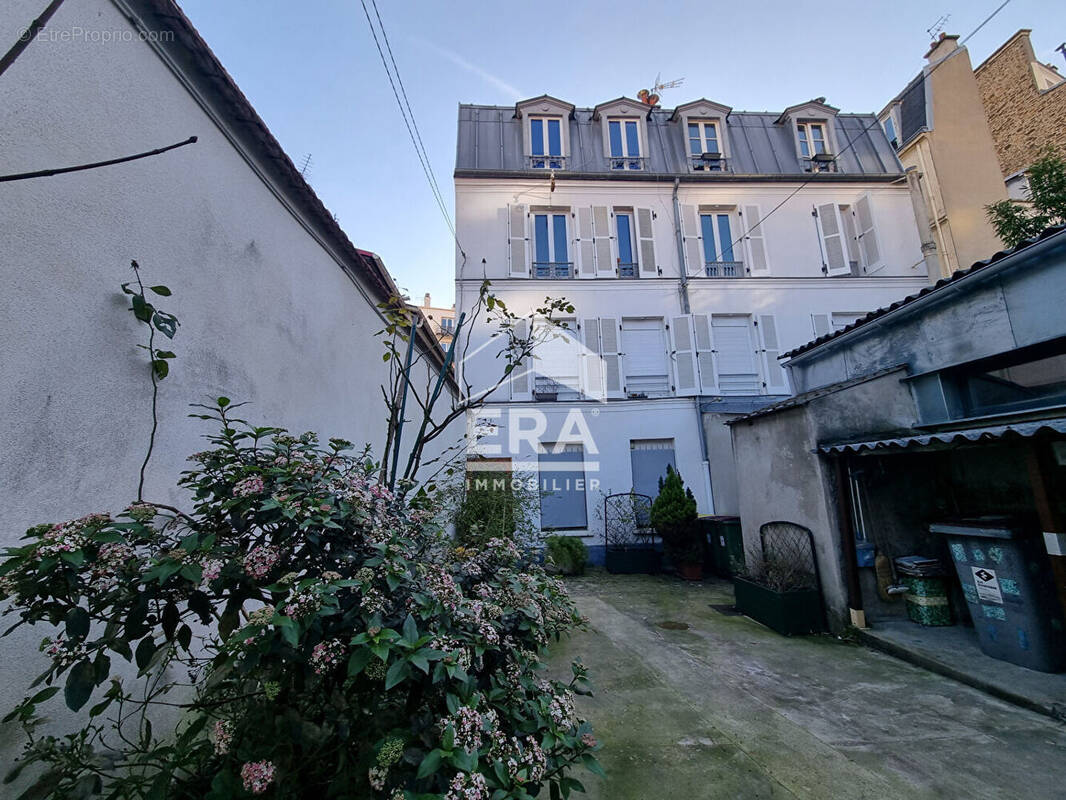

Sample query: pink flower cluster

[310,639,346,675]
[201,558,223,582]
[243,545,280,580]
[282,588,320,620]
[423,566,462,613]
[42,635,85,668]
[240,760,276,795]
[440,705,485,754]
[125,503,157,522]
[506,736,546,783]
[213,719,234,755]
[444,771,488,800]
[233,475,265,498]
[36,514,108,558]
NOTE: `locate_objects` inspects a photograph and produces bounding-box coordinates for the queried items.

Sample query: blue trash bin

[932,518,1066,673]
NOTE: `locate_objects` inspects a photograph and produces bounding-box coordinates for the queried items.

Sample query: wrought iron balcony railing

[533,261,574,279]
[691,152,727,172]
[607,156,647,171]
[528,154,566,169]
[617,261,638,278]
[705,261,744,277]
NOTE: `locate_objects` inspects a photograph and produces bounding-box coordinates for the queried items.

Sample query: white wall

[0,0,459,760]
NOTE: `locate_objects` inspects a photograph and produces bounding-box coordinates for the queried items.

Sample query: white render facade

[454,95,933,558]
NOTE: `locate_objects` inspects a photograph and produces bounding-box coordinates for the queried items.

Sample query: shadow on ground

[548,571,1066,800]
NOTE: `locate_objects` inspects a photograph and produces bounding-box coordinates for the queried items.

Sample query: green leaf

[64,660,95,711]
[131,294,151,323]
[409,652,430,674]
[347,647,371,676]
[28,686,60,705]
[451,747,476,772]
[176,624,192,651]
[151,359,169,379]
[149,285,172,296]
[217,397,230,408]
[416,749,442,779]
[280,622,298,648]
[445,692,460,715]
[135,637,156,671]
[152,312,179,339]
[59,549,85,566]
[155,350,176,359]
[402,613,418,643]
[162,602,179,639]
[384,659,411,690]
[65,607,90,640]
[581,754,606,778]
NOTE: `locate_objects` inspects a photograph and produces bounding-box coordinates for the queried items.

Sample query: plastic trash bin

[932,518,1066,673]
[701,516,743,577]
[895,556,953,626]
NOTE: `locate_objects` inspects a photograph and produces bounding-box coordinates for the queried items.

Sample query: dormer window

[529,116,564,169]
[608,119,642,170]
[688,121,724,171]
[671,100,732,173]
[797,122,828,157]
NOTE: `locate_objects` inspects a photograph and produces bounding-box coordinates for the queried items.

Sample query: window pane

[625,121,639,157]
[534,214,549,262]
[717,215,734,262]
[530,118,544,156]
[630,443,676,500]
[965,352,1066,415]
[690,137,702,155]
[552,214,568,264]
[700,214,718,263]
[547,119,561,156]
[883,116,896,145]
[798,126,810,157]
[706,124,719,152]
[811,124,826,154]
[539,448,587,530]
[617,213,634,265]
[608,121,623,157]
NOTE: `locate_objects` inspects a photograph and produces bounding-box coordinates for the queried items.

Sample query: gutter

[672,177,690,314]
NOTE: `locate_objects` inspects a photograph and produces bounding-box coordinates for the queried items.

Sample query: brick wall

[975,30,1066,177]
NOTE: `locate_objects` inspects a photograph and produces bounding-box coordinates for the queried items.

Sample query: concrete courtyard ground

[548,572,1066,799]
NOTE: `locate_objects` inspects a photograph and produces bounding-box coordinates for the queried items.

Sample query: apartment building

[454,94,931,557]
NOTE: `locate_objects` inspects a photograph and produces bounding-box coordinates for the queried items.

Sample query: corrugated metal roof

[456,104,901,177]
[782,225,1066,359]
[818,417,1066,455]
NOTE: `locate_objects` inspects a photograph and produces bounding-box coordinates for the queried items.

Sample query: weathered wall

[976,30,1066,178]
[0,0,459,762]
[702,412,741,516]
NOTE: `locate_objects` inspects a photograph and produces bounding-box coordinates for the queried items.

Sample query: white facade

[455,99,932,554]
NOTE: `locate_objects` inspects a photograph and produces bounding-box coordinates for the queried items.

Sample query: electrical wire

[359,0,466,257]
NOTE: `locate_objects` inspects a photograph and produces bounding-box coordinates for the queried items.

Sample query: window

[630,440,676,500]
[832,312,865,331]
[688,120,724,171]
[616,211,637,277]
[797,122,828,157]
[539,444,587,530]
[960,348,1066,417]
[711,316,760,394]
[608,119,642,170]
[529,117,564,169]
[532,212,571,278]
[440,317,455,333]
[532,320,581,400]
[882,115,898,149]
[621,318,670,396]
[699,212,740,277]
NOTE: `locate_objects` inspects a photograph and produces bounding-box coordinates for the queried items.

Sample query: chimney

[423,293,431,308]
[925,32,959,63]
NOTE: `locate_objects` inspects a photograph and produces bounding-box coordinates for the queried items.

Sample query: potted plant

[650,466,703,581]
[733,545,825,636]
[545,535,589,576]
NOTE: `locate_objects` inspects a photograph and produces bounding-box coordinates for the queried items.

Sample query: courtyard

[550,572,1066,799]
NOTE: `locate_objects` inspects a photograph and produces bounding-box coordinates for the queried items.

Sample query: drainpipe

[833,457,866,629]
[672,177,691,314]
[904,166,942,282]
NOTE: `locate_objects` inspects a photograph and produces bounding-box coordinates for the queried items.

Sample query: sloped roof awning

[819,418,1066,455]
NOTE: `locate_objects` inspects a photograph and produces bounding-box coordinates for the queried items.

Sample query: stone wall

[975,30,1066,177]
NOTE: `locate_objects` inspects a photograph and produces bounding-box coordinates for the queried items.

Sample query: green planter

[605,548,661,575]
[733,576,825,636]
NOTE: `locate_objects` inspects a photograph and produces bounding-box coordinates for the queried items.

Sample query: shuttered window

[532,213,571,278]
[621,319,670,396]
[630,439,677,500]
[539,444,587,531]
[712,316,760,394]
[700,213,739,277]
[815,203,850,276]
[533,320,580,400]
[616,212,636,277]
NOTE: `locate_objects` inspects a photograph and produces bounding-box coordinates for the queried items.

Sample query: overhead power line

[360,0,465,258]
[726,0,1014,256]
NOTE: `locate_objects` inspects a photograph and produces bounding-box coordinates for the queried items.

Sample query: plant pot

[605,548,661,575]
[733,576,825,636]
[677,562,703,581]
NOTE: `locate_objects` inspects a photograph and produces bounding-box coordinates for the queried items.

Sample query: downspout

[904,165,942,281]
[914,142,954,275]
[672,177,691,314]
[833,457,866,629]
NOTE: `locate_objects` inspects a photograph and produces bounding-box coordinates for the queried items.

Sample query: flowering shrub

[0,399,600,798]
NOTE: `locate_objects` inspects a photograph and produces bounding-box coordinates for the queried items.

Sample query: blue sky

[179,0,1065,307]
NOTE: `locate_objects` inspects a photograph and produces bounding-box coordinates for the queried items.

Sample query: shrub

[545,537,589,577]
[0,400,601,799]
[649,466,701,566]
[985,148,1066,248]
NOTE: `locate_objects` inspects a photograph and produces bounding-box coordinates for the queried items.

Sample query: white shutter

[681,205,704,277]
[757,315,789,394]
[592,206,614,277]
[509,318,532,400]
[692,313,717,394]
[598,317,624,398]
[581,318,605,400]
[811,313,832,338]
[671,315,699,396]
[854,192,882,268]
[741,205,770,275]
[815,203,849,276]
[636,207,657,276]
[576,207,596,278]
[508,204,530,277]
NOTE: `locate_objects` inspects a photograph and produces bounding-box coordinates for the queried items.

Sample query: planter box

[605,548,661,575]
[733,576,825,636]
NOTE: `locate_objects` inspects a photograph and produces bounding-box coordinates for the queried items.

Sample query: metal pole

[389,317,418,490]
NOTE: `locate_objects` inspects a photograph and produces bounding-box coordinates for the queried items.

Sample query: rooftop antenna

[926,14,950,40]
[1057,43,1066,68]
[638,73,684,106]
[298,153,313,179]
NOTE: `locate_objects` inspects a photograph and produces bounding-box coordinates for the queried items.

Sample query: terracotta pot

[677,562,703,581]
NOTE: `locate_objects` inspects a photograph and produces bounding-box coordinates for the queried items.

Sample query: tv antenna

[926,14,950,40]
[298,153,313,178]
[638,74,684,106]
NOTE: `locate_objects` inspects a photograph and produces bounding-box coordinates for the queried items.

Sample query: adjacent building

[454,93,931,559]
[412,293,457,347]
